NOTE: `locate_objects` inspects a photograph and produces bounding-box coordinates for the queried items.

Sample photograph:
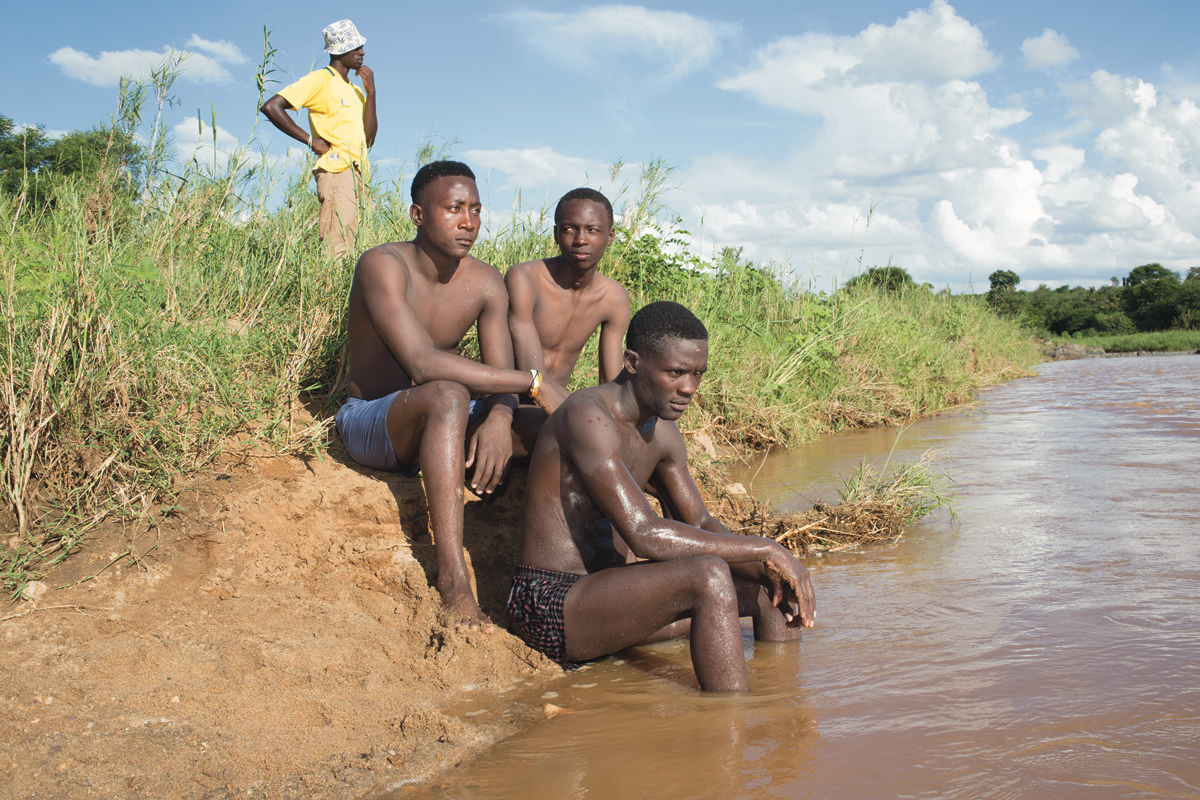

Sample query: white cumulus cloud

[684,3,1197,288]
[1021,29,1079,70]
[721,0,998,111]
[717,0,1019,181]
[48,37,246,87]
[493,5,737,81]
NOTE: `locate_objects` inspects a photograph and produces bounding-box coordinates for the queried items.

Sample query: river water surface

[400,355,1200,799]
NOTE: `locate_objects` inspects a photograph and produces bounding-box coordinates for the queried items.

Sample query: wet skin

[505,199,629,456]
[345,175,558,629]
[517,336,816,691]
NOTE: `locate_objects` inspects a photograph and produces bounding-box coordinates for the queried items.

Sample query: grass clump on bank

[2,96,1040,598]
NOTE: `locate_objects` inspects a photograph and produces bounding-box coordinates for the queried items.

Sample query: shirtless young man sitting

[505,188,629,454]
[508,301,816,691]
[338,160,553,630]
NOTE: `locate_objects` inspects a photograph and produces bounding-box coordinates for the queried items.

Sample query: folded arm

[468,267,521,492]
[565,404,814,626]
[505,265,569,409]
[596,285,631,384]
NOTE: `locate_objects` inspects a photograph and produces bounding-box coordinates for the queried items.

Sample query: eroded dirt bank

[0,448,561,799]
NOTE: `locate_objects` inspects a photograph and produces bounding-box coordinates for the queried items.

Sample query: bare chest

[617,423,665,487]
[406,279,487,349]
[533,289,607,350]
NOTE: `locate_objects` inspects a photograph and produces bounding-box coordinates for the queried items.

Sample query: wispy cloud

[466,146,604,190]
[493,5,737,81]
[48,36,246,87]
[185,35,247,65]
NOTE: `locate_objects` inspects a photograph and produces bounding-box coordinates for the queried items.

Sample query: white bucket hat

[322,20,366,55]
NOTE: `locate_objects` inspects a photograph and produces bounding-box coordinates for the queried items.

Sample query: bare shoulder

[557,387,619,443]
[356,241,411,276]
[594,272,628,295]
[459,253,506,286]
[594,273,631,309]
[651,417,688,461]
[504,258,551,289]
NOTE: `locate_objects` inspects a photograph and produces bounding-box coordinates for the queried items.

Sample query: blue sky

[8,0,1199,290]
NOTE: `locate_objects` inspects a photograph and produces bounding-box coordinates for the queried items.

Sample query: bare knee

[422,380,471,424]
[686,555,737,607]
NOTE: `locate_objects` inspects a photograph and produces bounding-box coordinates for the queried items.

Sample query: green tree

[0,114,53,199]
[1186,266,1200,282]
[1123,271,1181,331]
[1093,311,1136,335]
[986,269,1023,316]
[846,265,915,292]
[47,126,142,186]
[1125,263,1178,286]
[988,269,1020,293]
[1045,301,1097,335]
[1176,279,1200,329]
[0,113,142,207]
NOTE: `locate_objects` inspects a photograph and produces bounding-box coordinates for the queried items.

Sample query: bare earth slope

[0,449,559,799]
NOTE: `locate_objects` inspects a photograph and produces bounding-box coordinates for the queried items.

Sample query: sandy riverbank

[0,444,563,799]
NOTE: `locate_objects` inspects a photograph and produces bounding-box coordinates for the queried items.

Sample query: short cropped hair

[626,301,708,357]
[411,160,476,205]
[555,187,614,227]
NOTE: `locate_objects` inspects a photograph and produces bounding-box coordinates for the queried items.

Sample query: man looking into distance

[508,301,816,691]
[505,188,629,455]
[338,160,553,631]
[260,19,376,258]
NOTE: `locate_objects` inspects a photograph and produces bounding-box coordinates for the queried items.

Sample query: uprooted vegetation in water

[704,449,957,554]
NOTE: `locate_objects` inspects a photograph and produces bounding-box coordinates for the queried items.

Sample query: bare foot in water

[440,584,495,633]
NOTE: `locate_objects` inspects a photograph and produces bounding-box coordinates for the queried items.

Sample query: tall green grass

[1,108,1040,598]
[582,237,1041,448]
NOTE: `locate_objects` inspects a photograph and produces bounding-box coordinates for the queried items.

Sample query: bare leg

[509,405,547,459]
[635,571,803,645]
[386,381,492,631]
[734,573,804,642]
[563,555,748,691]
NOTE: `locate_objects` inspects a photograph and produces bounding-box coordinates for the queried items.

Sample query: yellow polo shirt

[278,66,369,176]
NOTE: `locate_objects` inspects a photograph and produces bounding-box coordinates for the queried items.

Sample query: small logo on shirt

[340,98,350,106]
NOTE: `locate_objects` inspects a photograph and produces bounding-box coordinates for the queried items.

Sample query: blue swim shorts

[336,391,484,478]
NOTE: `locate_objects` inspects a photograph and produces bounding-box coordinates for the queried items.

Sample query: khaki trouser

[315,166,364,258]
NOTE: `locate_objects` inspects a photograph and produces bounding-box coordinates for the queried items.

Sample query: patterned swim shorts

[507,565,583,669]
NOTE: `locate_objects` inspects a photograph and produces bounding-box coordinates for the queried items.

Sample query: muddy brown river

[397,354,1200,799]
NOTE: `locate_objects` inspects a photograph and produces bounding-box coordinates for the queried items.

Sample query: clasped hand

[764,555,816,628]
[465,413,512,495]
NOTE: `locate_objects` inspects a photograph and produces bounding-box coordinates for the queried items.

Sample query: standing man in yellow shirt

[260,20,378,258]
